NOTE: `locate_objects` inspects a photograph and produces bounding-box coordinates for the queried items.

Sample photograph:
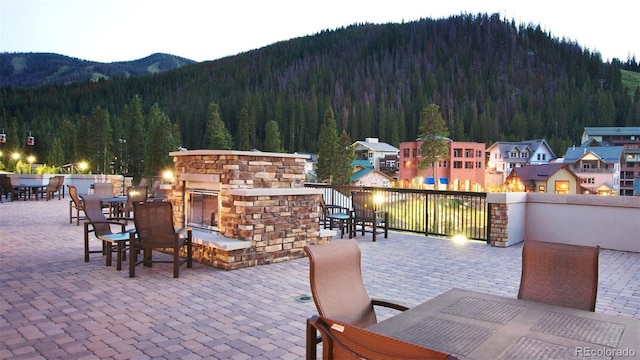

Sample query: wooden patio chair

[350,191,388,241]
[80,195,134,270]
[68,184,87,225]
[518,239,600,311]
[129,201,192,278]
[307,315,458,360]
[304,240,408,359]
[319,197,351,238]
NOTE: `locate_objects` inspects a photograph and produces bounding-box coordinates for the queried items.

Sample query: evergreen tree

[46,137,64,167]
[87,106,112,174]
[126,95,146,181]
[205,102,233,150]
[333,130,355,185]
[316,107,339,183]
[264,120,283,152]
[144,103,175,176]
[236,108,252,150]
[74,116,90,163]
[417,104,450,180]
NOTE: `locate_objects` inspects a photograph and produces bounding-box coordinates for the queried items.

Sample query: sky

[1,0,637,64]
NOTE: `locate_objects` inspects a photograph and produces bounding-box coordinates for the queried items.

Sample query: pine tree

[236,108,252,150]
[126,95,146,180]
[206,102,233,150]
[264,120,283,152]
[417,104,450,180]
[333,130,355,185]
[46,137,64,167]
[144,103,175,176]
[316,107,338,183]
[87,106,112,174]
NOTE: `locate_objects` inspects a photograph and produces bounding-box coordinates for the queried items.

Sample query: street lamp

[78,161,88,174]
[27,155,35,174]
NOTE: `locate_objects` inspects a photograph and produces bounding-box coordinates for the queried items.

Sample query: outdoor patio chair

[518,239,600,311]
[54,175,65,199]
[68,185,87,225]
[36,176,61,200]
[93,182,114,197]
[148,180,160,198]
[0,176,24,201]
[129,201,192,278]
[319,197,351,238]
[304,240,408,359]
[350,191,388,241]
[122,185,148,218]
[80,194,134,270]
[306,315,457,360]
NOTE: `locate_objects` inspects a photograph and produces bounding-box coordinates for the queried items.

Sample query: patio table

[367,288,639,360]
[20,184,46,201]
[100,196,128,217]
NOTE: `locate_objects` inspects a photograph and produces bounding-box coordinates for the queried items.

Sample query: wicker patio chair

[93,182,114,197]
[351,191,388,241]
[307,315,457,360]
[80,195,134,270]
[518,239,600,311]
[304,240,408,359]
[129,201,192,278]
[68,185,86,225]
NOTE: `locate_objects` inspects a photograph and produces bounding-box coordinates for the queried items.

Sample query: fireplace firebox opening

[187,190,219,232]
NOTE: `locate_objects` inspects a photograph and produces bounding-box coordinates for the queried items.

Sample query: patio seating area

[1,198,639,359]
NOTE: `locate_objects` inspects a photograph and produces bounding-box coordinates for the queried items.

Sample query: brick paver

[1,198,639,359]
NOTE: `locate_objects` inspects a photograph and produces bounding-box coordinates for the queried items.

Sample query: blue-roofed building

[581,127,640,196]
[562,145,625,195]
[351,138,399,174]
[350,159,393,187]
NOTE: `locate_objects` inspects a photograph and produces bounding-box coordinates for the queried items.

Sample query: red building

[399,139,486,191]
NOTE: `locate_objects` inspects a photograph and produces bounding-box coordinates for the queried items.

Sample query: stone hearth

[165,150,334,270]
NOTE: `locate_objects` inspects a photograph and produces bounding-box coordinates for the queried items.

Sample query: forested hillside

[1,13,640,176]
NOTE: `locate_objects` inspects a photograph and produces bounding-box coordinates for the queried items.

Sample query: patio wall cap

[486,192,528,204]
[487,192,640,209]
[169,149,309,159]
[227,188,323,197]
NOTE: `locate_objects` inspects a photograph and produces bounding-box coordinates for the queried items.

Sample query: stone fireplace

[166,150,334,270]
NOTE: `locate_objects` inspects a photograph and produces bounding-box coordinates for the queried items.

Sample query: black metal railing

[306,184,489,242]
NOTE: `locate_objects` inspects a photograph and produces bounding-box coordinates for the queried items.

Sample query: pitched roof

[563,146,624,163]
[509,164,570,181]
[487,139,556,158]
[352,159,373,169]
[351,139,399,152]
[583,127,640,137]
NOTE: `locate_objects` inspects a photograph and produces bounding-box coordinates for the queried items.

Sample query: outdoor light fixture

[12,152,20,161]
[78,161,88,173]
[162,169,174,183]
[452,234,468,245]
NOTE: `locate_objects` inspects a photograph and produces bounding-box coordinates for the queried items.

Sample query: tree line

[1,13,640,177]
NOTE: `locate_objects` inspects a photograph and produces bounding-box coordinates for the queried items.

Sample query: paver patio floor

[1,198,639,359]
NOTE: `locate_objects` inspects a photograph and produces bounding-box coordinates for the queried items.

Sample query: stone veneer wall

[488,203,508,247]
[167,150,330,270]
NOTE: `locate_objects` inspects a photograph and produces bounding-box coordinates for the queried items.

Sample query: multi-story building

[563,145,625,195]
[398,138,485,191]
[485,139,556,190]
[581,127,640,196]
[351,138,399,172]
